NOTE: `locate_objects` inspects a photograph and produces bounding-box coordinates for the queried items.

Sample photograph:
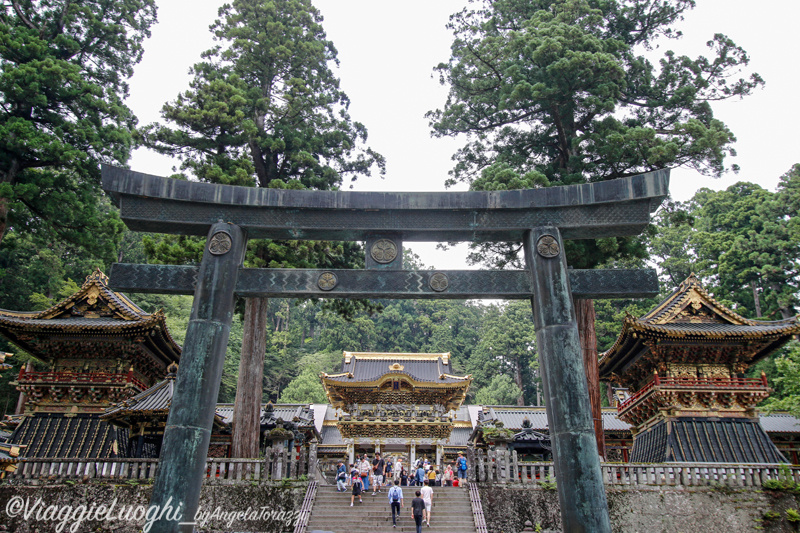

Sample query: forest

[0,0,798,418]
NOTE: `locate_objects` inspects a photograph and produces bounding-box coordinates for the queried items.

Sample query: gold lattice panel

[327,387,466,410]
[699,364,730,378]
[668,364,698,378]
[338,422,453,439]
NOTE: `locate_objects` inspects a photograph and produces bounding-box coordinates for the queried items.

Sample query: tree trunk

[514,360,525,406]
[231,297,269,458]
[751,281,762,318]
[575,298,605,460]
[0,197,8,247]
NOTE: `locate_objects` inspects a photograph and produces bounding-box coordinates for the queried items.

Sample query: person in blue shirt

[455,452,468,486]
[336,461,347,492]
[415,463,425,486]
[387,479,404,528]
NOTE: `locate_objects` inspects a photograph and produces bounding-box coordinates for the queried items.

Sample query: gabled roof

[321,352,472,411]
[2,270,149,322]
[599,274,800,379]
[322,352,470,386]
[631,417,786,464]
[9,413,120,458]
[0,270,181,367]
[475,406,631,432]
[102,363,226,430]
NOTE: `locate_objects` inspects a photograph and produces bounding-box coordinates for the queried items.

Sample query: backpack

[391,487,400,502]
[458,457,467,470]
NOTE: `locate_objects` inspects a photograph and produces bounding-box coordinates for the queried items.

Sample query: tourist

[385,456,393,486]
[359,455,371,492]
[426,467,435,486]
[455,452,467,486]
[415,462,425,486]
[373,452,385,495]
[350,467,363,506]
[400,468,408,486]
[420,479,434,526]
[387,479,404,528]
[443,465,454,487]
[435,469,442,487]
[410,490,425,533]
[336,461,347,492]
[394,458,403,482]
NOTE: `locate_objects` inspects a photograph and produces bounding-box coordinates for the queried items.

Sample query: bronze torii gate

[101,165,669,532]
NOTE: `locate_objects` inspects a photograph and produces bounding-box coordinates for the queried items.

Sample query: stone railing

[470,448,800,488]
[4,444,315,485]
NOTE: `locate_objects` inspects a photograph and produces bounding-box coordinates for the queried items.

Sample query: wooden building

[1,270,181,458]
[320,352,472,466]
[599,274,800,463]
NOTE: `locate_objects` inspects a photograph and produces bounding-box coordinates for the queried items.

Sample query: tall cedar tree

[140,0,384,457]
[429,0,763,454]
[0,0,155,253]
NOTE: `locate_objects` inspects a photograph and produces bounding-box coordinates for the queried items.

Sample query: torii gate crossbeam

[101,165,669,533]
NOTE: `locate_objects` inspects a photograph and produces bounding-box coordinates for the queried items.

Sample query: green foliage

[538,475,557,491]
[480,425,515,442]
[0,0,156,249]
[141,0,383,188]
[279,364,327,404]
[0,230,107,312]
[475,375,523,406]
[139,0,384,325]
[431,0,760,186]
[430,0,762,270]
[787,509,800,523]
[468,301,538,404]
[763,344,800,417]
[763,510,780,522]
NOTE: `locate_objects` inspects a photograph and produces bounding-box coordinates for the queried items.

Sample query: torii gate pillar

[525,227,611,532]
[148,222,245,531]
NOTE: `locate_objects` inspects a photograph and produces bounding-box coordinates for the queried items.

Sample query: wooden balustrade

[4,445,312,484]
[469,449,800,488]
[6,451,799,489]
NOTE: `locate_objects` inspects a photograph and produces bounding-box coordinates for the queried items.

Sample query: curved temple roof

[321,352,471,411]
[599,274,800,379]
[0,270,181,368]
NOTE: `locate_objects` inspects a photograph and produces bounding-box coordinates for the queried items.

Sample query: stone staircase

[306,484,478,533]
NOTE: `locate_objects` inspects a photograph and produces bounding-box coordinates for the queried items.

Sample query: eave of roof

[599,275,800,377]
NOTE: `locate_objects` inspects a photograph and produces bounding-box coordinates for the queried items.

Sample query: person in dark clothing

[373,453,385,494]
[410,490,425,533]
[400,468,408,486]
[350,466,363,506]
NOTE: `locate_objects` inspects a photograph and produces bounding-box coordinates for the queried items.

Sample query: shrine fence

[471,448,800,487]
[4,445,311,485]
[6,455,799,489]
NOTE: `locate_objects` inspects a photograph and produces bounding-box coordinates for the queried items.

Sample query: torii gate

[102,165,669,532]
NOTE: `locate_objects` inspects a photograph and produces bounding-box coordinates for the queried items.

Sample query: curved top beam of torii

[101,165,669,243]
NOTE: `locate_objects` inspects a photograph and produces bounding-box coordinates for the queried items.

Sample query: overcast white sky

[128,1,800,270]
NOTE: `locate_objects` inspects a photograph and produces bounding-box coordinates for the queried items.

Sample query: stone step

[307,517,477,533]
[307,484,478,533]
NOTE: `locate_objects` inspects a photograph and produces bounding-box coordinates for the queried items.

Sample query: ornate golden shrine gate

[102,165,669,532]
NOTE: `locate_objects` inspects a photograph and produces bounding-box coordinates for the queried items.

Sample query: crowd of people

[334,452,469,532]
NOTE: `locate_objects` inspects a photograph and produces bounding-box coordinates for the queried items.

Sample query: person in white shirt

[420,479,434,526]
